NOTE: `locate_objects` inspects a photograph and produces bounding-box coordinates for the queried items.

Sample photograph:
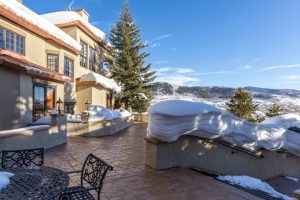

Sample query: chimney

[17,0,22,3]
[74,8,89,22]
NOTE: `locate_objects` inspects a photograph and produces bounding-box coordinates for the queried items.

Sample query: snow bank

[88,105,131,122]
[263,114,300,129]
[33,116,51,124]
[0,172,14,191]
[0,0,80,51]
[147,100,300,156]
[78,72,121,93]
[42,11,106,41]
[217,175,294,200]
[0,125,50,135]
[67,114,83,122]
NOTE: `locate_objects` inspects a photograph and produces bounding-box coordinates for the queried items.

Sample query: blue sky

[24,0,300,89]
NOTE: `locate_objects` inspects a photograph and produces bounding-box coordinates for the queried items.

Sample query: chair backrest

[1,148,44,169]
[80,154,113,198]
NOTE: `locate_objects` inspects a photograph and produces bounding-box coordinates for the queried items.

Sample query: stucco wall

[19,73,33,127]
[0,68,21,130]
[145,135,300,180]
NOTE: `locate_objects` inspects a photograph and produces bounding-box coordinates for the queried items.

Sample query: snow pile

[147,100,300,156]
[25,66,49,75]
[0,172,14,191]
[285,176,300,183]
[0,0,80,51]
[217,175,294,200]
[42,11,106,41]
[78,72,121,93]
[88,105,131,122]
[263,114,300,129]
[67,114,83,122]
[33,116,51,125]
[0,125,50,135]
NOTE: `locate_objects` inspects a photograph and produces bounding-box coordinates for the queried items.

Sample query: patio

[44,123,262,200]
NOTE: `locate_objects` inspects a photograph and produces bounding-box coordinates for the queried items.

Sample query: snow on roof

[25,66,49,74]
[79,72,121,93]
[149,99,225,117]
[263,113,300,129]
[0,0,80,51]
[41,11,106,41]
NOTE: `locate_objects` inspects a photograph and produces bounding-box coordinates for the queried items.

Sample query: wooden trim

[57,21,108,50]
[0,7,81,55]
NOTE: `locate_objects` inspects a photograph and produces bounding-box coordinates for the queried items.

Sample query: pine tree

[226,88,258,120]
[108,0,156,113]
[266,104,282,117]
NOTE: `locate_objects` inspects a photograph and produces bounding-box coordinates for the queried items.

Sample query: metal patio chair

[59,154,113,200]
[1,148,44,169]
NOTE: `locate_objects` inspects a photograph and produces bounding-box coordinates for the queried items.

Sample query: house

[0,0,119,130]
[42,9,120,113]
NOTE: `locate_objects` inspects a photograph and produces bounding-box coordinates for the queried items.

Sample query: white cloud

[150,43,161,48]
[176,68,194,74]
[259,64,300,71]
[284,75,300,80]
[155,75,200,86]
[153,34,171,41]
[243,64,253,69]
[196,70,235,75]
[154,60,169,64]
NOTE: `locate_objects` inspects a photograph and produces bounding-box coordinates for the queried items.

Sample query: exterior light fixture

[56,97,63,114]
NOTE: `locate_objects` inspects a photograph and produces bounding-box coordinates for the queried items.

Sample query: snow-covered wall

[147,100,300,156]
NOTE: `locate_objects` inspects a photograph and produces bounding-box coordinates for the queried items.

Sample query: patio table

[0,166,69,200]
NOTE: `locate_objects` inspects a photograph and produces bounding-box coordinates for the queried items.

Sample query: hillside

[152,82,300,115]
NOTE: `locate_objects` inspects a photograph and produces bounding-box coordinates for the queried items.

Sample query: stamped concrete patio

[44,123,262,200]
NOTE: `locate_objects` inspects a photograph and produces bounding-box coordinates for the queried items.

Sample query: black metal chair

[1,148,44,169]
[59,154,113,200]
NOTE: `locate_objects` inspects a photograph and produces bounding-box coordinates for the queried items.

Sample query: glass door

[33,85,56,121]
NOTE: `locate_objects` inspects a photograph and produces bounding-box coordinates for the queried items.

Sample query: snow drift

[88,105,131,122]
[147,100,300,156]
[0,172,14,191]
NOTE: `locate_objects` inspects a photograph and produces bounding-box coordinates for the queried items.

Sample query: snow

[138,93,148,100]
[0,125,50,135]
[33,116,51,124]
[78,72,121,93]
[41,11,106,41]
[87,105,131,122]
[217,175,295,200]
[147,100,300,156]
[25,66,49,74]
[285,176,300,183]
[67,114,83,122]
[0,172,14,191]
[0,0,80,51]
[263,114,300,129]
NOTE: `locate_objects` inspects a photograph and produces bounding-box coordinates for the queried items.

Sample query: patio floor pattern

[45,123,263,200]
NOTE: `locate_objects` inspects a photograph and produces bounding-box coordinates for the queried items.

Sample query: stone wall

[145,134,300,180]
[0,114,67,151]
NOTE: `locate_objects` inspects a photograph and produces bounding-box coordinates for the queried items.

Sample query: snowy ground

[0,172,14,191]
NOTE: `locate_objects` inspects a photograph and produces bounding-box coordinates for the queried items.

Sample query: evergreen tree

[266,104,282,117]
[108,0,156,112]
[226,88,258,120]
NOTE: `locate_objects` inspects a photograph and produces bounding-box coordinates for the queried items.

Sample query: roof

[0,50,73,83]
[41,11,106,42]
[77,72,121,93]
[0,0,81,53]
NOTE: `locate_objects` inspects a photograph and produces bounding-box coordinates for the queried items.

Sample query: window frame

[64,56,74,77]
[80,40,88,68]
[47,53,59,72]
[0,26,25,55]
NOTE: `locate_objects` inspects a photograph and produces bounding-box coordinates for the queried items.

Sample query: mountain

[152,82,300,115]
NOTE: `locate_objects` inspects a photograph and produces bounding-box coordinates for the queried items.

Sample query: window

[5,30,15,51]
[64,57,74,77]
[0,26,25,55]
[47,54,59,71]
[0,27,3,48]
[16,35,24,54]
[64,102,75,114]
[89,47,96,72]
[80,40,88,68]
